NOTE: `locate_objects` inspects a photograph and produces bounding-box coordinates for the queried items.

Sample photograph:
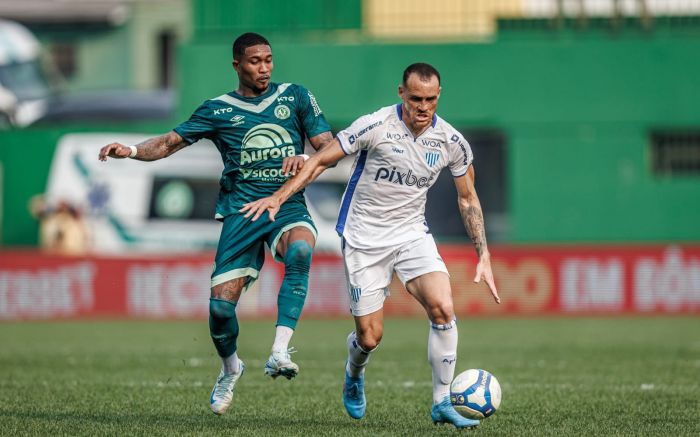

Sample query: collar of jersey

[212,83,291,114]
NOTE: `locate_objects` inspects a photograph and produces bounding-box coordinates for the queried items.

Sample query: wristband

[128,145,138,158]
[300,154,310,161]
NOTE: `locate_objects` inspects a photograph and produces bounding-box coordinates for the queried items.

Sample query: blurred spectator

[29,195,89,255]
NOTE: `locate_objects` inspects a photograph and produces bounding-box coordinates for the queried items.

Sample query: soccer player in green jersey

[98,33,333,415]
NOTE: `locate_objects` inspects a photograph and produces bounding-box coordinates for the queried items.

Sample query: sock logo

[442,356,456,365]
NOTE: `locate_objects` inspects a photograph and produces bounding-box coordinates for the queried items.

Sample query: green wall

[3,23,699,246]
[178,25,700,243]
[193,0,361,39]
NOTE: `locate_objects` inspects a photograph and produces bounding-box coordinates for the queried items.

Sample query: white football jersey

[335,104,474,249]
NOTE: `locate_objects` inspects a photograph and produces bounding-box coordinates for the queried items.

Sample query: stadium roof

[0,0,129,26]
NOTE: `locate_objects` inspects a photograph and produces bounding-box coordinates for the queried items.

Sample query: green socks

[277,240,313,329]
[209,298,239,358]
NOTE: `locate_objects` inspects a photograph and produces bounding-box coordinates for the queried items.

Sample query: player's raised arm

[98,130,190,162]
[241,138,346,221]
[454,165,500,304]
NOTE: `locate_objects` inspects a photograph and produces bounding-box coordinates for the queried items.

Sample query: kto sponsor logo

[374,166,433,188]
[213,107,234,115]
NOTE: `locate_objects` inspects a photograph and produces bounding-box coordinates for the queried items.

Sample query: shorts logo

[274,104,291,120]
[230,115,245,126]
[425,151,440,167]
[350,286,362,303]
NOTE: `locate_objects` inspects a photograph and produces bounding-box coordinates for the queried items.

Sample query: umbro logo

[230,115,245,126]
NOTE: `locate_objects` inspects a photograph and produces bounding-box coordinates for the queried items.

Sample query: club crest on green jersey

[274,104,291,120]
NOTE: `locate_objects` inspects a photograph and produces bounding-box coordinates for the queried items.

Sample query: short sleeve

[295,85,331,139]
[447,131,474,177]
[173,101,216,144]
[336,112,384,155]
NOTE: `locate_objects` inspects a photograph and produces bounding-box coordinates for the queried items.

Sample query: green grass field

[1,317,698,436]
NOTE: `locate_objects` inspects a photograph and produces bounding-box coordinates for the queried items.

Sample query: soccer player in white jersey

[241,63,501,429]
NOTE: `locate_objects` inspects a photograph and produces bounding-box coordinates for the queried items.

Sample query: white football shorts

[342,233,449,316]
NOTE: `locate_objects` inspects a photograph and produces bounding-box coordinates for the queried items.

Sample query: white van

[0,20,51,127]
[45,133,352,254]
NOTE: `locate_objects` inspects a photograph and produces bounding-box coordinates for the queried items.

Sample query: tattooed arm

[455,165,501,303]
[98,131,190,162]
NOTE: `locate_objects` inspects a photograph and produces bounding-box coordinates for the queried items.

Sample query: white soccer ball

[450,369,502,419]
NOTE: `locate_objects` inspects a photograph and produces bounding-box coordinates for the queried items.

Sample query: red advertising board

[1,245,698,320]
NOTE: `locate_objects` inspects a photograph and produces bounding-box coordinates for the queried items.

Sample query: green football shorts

[210,201,317,291]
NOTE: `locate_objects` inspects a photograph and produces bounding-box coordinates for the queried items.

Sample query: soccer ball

[450,369,501,419]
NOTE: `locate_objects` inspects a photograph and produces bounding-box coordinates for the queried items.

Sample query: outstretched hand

[240,196,281,222]
[474,254,501,304]
[98,143,131,161]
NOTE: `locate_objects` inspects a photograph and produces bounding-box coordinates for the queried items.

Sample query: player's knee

[283,240,313,270]
[357,329,382,351]
[209,298,237,319]
[427,301,454,326]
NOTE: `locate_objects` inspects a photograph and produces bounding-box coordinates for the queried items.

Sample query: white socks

[272,325,294,354]
[222,351,241,374]
[428,318,458,405]
[346,331,373,378]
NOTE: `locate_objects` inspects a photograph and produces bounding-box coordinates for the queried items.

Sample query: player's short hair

[232,32,271,60]
[403,63,441,86]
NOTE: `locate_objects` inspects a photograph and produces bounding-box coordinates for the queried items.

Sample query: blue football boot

[431,396,480,429]
[342,364,366,420]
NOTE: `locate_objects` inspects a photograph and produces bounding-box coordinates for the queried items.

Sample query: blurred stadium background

[0,1,698,434]
[1,0,698,319]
